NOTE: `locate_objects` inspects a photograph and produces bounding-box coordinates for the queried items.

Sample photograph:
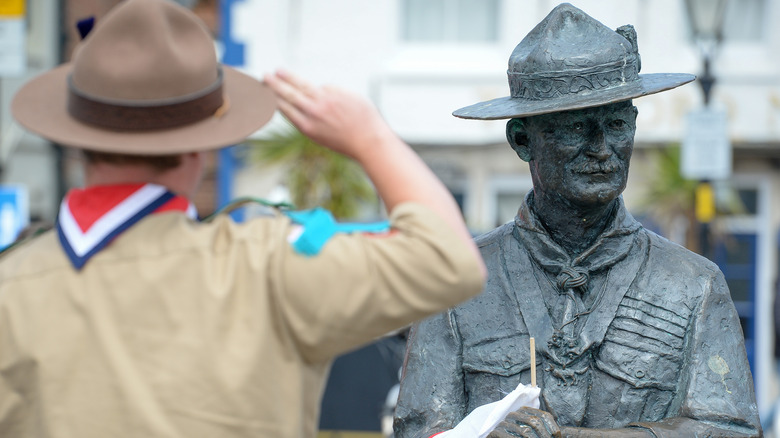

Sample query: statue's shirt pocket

[461,335,539,411]
[595,296,687,390]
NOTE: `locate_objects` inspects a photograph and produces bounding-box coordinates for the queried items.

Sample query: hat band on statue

[509,58,640,101]
[67,68,226,131]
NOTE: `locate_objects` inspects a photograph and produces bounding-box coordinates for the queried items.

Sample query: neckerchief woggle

[56,183,392,270]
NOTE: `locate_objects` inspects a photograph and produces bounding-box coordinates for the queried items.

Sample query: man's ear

[506,118,532,162]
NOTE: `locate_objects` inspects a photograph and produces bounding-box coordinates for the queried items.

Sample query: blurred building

[0,0,220,221]
[1,0,778,433]
[222,0,780,423]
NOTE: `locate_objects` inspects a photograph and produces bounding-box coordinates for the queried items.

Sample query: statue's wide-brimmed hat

[453,3,695,120]
[11,0,276,154]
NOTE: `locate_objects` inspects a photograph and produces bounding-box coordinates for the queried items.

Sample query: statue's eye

[609,119,626,129]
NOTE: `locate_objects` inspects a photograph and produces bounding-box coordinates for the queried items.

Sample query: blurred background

[0,0,778,436]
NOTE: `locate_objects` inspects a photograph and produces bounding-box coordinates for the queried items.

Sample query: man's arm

[264,69,484,278]
[0,316,27,436]
[262,70,486,362]
[395,311,467,438]
[0,373,22,434]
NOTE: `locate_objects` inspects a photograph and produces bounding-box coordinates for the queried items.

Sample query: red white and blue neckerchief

[56,183,197,270]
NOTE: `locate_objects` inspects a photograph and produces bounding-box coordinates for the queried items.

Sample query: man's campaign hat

[11,0,276,154]
[453,3,695,120]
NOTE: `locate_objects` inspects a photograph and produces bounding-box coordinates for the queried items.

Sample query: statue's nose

[584,128,611,160]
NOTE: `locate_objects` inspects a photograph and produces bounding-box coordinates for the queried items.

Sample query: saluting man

[0,1,485,437]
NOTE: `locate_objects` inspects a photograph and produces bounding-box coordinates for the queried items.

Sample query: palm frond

[248,121,377,219]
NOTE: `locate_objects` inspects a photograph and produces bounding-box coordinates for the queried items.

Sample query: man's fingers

[275,69,318,98]
[273,98,304,126]
[264,73,310,110]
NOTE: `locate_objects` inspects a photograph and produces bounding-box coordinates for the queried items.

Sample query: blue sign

[0,185,29,248]
[220,0,246,68]
[217,0,246,221]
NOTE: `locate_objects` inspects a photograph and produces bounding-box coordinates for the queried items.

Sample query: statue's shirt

[395,193,760,438]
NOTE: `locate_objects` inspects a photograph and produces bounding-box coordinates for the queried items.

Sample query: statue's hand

[487,407,561,438]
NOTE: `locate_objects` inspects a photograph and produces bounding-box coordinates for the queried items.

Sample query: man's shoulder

[0,229,64,279]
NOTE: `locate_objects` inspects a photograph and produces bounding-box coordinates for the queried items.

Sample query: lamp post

[683,0,729,259]
[685,0,726,104]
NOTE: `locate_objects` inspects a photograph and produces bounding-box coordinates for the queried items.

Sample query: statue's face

[525,101,637,208]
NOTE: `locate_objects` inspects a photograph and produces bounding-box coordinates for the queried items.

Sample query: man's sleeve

[0,308,26,436]
[0,375,24,436]
[631,269,761,437]
[271,202,484,364]
[394,310,466,438]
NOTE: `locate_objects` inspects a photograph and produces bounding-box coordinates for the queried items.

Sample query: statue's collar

[513,191,642,275]
[514,191,642,268]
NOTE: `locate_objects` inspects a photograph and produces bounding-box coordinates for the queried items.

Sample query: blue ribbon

[286,208,390,256]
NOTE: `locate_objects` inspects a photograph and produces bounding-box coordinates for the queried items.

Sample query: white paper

[437,382,541,438]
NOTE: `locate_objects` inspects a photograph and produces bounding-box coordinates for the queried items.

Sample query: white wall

[0,0,61,220]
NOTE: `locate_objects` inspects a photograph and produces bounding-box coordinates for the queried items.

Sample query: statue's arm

[394,310,466,438]
[489,408,654,438]
[632,269,761,437]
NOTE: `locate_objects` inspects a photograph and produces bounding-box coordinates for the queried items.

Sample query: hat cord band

[508,58,639,101]
[67,69,225,131]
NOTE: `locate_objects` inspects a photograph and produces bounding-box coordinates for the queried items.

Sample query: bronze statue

[394,3,761,437]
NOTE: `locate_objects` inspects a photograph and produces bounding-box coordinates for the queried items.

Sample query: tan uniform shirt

[0,203,483,438]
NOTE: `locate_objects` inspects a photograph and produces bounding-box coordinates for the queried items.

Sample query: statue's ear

[506,118,532,162]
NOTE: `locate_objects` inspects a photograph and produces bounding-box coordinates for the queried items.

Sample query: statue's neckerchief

[514,194,640,356]
[56,183,197,270]
[510,192,646,426]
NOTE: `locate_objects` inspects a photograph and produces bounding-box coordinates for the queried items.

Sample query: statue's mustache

[571,160,621,174]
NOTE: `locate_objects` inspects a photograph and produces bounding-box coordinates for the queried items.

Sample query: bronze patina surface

[395,3,760,438]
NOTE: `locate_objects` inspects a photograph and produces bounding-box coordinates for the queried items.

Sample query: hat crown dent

[510,4,637,76]
[71,0,218,102]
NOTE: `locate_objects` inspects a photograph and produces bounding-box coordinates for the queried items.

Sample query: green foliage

[636,144,702,251]
[249,121,377,219]
[638,144,745,255]
[638,144,698,226]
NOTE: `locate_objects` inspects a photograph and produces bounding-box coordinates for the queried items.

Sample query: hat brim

[453,73,695,120]
[11,63,277,155]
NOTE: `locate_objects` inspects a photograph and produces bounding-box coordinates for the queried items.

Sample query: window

[722,0,765,41]
[714,233,757,375]
[496,192,524,227]
[401,0,499,43]
[716,186,758,216]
